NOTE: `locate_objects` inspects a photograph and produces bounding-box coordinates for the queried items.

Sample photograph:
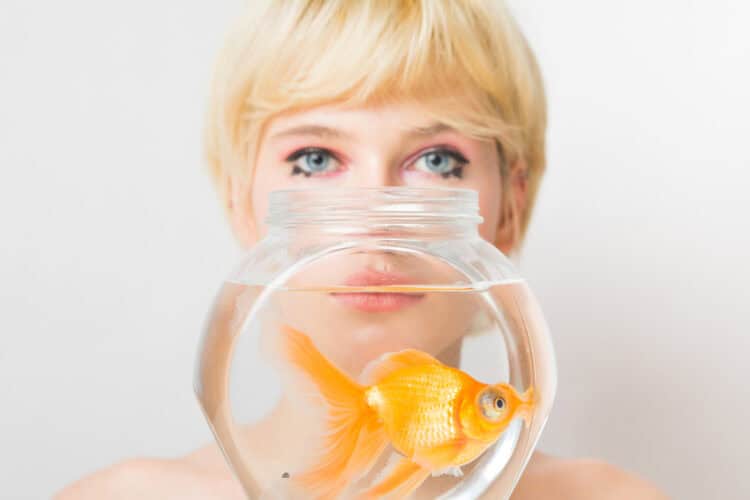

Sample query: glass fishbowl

[195,187,556,499]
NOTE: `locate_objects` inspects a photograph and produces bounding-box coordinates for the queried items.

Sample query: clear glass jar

[195,187,556,499]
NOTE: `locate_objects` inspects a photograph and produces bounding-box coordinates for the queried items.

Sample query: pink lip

[332,269,425,313]
[342,269,415,287]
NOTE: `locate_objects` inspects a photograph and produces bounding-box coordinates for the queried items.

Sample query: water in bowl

[196,278,553,499]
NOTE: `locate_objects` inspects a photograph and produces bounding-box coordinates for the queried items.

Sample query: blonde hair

[205,0,547,244]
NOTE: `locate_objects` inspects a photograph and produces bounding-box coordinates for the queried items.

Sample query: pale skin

[56,102,669,499]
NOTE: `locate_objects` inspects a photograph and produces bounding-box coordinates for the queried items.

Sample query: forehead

[265,101,454,138]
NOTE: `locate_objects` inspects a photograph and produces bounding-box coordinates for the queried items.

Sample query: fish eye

[478,389,504,422]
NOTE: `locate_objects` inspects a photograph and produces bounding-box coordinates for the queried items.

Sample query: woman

[58,1,668,498]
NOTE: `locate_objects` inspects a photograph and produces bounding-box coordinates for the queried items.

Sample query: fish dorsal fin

[360,349,440,385]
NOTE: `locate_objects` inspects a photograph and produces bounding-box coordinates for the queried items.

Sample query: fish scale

[368,364,464,456]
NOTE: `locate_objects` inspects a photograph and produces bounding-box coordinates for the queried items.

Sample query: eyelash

[413,149,468,179]
[285,147,468,178]
[285,147,341,178]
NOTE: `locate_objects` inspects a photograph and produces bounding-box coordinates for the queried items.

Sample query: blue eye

[286,148,340,177]
[413,149,468,178]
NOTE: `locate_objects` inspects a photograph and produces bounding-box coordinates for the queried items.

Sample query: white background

[1,1,748,499]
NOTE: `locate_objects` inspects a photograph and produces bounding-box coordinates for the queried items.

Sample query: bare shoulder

[510,452,670,500]
[54,455,244,500]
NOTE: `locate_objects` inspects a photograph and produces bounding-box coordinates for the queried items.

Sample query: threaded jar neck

[265,187,483,237]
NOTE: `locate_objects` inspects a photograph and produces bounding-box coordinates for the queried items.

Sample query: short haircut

[205,0,547,241]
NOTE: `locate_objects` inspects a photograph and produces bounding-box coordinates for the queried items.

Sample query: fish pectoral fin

[359,457,431,500]
[411,438,466,470]
[431,466,463,478]
[360,349,440,385]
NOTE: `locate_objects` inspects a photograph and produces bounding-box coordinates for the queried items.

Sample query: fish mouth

[518,387,536,423]
[331,269,425,313]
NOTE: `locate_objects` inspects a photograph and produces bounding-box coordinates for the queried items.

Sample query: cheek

[459,143,502,243]
[477,188,501,243]
[467,163,502,243]
[251,195,269,240]
[250,179,270,238]
[249,155,294,239]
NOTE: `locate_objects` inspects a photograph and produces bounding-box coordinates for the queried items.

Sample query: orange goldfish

[277,325,535,499]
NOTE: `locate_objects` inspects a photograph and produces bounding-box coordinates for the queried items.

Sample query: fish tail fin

[279,324,363,408]
[359,457,431,500]
[279,325,387,499]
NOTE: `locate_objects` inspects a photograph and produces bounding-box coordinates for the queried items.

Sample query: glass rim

[266,187,483,227]
[269,186,479,202]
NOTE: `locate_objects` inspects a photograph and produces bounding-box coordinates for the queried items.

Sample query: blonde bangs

[206,0,547,239]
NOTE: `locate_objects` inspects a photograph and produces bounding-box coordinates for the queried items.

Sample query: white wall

[513,3,750,499]
[1,1,748,499]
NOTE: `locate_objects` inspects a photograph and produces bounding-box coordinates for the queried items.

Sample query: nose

[346,155,402,188]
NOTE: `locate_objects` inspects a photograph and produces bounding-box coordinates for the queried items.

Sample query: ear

[495,159,529,255]
[226,175,258,249]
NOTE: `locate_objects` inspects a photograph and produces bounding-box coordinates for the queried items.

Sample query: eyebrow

[269,122,455,141]
[407,123,454,137]
[270,125,352,141]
